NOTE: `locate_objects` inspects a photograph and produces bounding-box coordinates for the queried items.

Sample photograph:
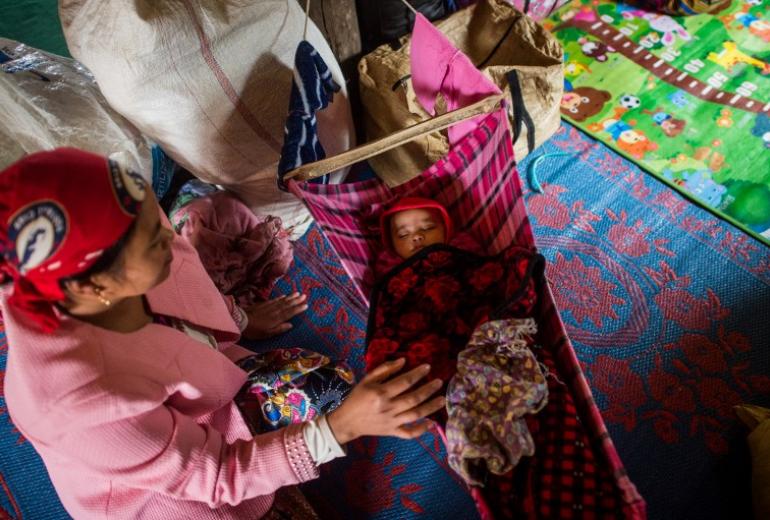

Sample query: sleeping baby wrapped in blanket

[365,197,630,519]
[367,197,545,372]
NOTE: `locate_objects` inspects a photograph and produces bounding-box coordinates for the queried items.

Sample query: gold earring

[95,288,112,307]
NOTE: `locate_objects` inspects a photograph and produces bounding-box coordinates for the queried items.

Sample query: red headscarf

[0,148,145,332]
[379,197,453,251]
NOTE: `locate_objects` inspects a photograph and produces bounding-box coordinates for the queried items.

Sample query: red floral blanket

[365,244,543,382]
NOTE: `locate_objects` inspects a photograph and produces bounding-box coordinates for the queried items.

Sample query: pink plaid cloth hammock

[287,13,645,520]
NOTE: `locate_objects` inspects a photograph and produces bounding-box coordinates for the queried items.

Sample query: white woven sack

[60,0,355,237]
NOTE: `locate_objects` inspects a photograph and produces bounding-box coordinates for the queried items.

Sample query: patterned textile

[236,348,354,431]
[277,41,339,189]
[518,122,770,520]
[546,0,770,245]
[454,0,570,21]
[366,244,542,382]
[624,0,732,15]
[446,318,547,486]
[515,342,627,519]
[169,188,293,307]
[288,109,646,518]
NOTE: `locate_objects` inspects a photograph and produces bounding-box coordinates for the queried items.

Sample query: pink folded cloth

[171,191,293,307]
[410,13,502,147]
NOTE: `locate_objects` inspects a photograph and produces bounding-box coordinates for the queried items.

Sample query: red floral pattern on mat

[607,213,651,258]
[525,146,770,463]
[527,185,572,230]
[614,261,768,454]
[647,261,729,332]
[551,252,624,329]
[530,185,604,234]
[343,439,425,515]
[580,259,769,454]
[592,356,647,431]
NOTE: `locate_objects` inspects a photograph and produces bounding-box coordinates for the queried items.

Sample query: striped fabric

[277,41,339,189]
[287,108,646,518]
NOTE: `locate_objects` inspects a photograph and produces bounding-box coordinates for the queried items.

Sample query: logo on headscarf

[8,202,67,274]
[108,159,146,215]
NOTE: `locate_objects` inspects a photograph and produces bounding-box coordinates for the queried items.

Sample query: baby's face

[390,208,446,259]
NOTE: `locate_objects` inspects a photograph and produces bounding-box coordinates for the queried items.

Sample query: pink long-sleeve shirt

[2,226,318,519]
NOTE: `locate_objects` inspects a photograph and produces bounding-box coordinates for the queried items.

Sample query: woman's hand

[241,293,308,339]
[326,358,445,444]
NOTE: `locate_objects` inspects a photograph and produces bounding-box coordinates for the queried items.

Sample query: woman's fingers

[390,378,442,413]
[241,294,308,340]
[264,292,302,309]
[283,292,304,303]
[380,364,431,398]
[394,420,433,439]
[269,294,308,322]
[395,395,446,424]
[363,358,406,383]
[268,322,293,335]
[251,294,305,318]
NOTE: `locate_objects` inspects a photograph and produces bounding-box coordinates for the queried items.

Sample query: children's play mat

[546,0,770,246]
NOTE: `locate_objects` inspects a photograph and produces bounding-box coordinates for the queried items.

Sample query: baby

[375,197,482,276]
[381,197,452,259]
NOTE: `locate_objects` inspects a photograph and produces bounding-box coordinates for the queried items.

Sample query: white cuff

[301,415,347,466]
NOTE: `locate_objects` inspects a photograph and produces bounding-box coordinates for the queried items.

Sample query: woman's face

[92,188,174,300]
[390,208,446,259]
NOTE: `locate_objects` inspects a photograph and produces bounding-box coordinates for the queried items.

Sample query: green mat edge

[546,0,770,249]
[565,117,770,248]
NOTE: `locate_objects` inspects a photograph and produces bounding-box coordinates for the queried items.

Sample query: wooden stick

[303,0,311,40]
[284,93,505,181]
[398,0,419,15]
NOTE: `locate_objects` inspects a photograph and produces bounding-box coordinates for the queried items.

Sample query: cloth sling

[288,110,645,520]
[285,12,646,520]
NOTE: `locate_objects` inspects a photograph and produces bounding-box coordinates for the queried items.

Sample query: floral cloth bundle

[446,318,548,486]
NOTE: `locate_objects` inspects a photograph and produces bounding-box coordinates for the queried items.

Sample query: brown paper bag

[358,0,563,186]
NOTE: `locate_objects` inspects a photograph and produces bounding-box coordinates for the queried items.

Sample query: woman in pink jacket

[0,149,445,519]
